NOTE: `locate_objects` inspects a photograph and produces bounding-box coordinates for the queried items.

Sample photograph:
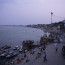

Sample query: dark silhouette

[43,52,47,62]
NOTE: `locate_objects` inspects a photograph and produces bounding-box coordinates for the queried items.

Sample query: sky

[0,0,65,25]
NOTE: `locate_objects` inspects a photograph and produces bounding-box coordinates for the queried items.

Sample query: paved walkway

[15,43,65,65]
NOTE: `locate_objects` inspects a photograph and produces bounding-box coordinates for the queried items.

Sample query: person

[24,53,27,58]
[54,43,58,52]
[62,45,65,56]
[43,52,47,62]
[56,46,58,52]
[26,57,29,62]
[62,45,65,52]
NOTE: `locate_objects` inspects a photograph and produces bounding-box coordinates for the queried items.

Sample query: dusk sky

[0,0,65,25]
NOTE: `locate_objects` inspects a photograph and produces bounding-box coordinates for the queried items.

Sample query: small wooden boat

[13,46,19,50]
[6,52,17,58]
[13,47,17,50]
[0,53,6,58]
[2,45,11,49]
[6,55,11,58]
[19,49,22,52]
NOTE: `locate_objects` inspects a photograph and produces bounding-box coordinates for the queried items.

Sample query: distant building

[60,20,65,30]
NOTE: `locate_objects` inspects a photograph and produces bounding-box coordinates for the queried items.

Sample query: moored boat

[0,53,7,58]
[6,52,17,58]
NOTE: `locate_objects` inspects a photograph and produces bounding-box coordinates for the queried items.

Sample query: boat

[2,45,11,49]
[6,52,17,58]
[13,45,19,50]
[8,51,13,54]
[13,47,17,50]
[19,49,23,52]
[13,53,17,56]
[6,55,11,58]
[0,53,6,58]
[15,45,18,48]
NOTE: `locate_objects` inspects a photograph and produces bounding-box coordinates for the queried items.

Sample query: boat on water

[13,45,19,50]
[13,47,17,50]
[2,45,11,49]
[0,50,17,59]
[0,53,6,58]
[6,52,17,58]
[19,49,23,52]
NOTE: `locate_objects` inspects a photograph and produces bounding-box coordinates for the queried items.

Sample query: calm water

[0,26,44,48]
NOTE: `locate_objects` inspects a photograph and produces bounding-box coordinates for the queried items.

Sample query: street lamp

[51,12,53,24]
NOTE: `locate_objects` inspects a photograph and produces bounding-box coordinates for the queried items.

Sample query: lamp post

[51,12,53,24]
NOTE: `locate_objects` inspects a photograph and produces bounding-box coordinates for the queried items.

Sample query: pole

[51,12,53,24]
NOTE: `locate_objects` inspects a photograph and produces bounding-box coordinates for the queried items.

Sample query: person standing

[26,57,29,62]
[54,43,58,52]
[43,52,47,62]
[56,46,58,52]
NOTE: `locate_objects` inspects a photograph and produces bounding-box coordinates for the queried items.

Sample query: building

[60,20,65,30]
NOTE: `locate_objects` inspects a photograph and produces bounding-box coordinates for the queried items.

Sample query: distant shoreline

[25,26,49,34]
